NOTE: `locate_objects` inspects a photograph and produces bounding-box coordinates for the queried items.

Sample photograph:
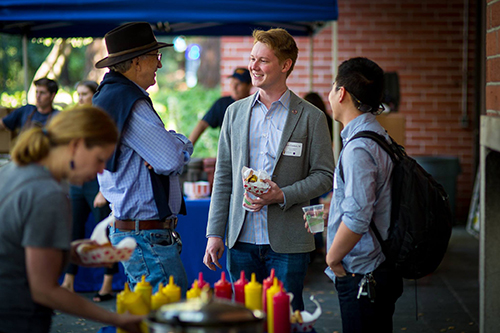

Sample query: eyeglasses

[338,86,385,115]
[144,53,162,62]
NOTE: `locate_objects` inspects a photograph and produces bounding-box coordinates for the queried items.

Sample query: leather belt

[115,218,178,231]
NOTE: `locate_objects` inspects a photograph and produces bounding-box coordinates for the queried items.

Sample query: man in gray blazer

[203,28,334,311]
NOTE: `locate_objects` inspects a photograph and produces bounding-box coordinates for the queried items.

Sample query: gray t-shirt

[0,162,71,318]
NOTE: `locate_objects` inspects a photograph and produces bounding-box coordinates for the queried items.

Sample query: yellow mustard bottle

[122,288,149,333]
[151,282,170,310]
[266,277,281,333]
[186,279,202,300]
[162,275,181,303]
[116,283,132,333]
[134,275,152,312]
[244,273,262,310]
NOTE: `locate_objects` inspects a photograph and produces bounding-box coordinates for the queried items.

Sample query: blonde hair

[252,28,299,77]
[11,106,118,166]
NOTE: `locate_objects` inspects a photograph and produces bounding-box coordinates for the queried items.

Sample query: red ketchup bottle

[233,270,248,304]
[273,286,291,333]
[214,271,232,300]
[195,272,209,291]
[262,268,276,315]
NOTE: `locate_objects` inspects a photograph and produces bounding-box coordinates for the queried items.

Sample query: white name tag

[283,142,303,157]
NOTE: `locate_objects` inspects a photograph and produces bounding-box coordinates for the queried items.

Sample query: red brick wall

[220,0,477,223]
[487,0,500,115]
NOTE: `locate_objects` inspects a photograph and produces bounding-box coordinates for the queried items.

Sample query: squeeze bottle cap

[136,275,151,288]
[163,275,181,303]
[234,270,248,286]
[195,272,209,289]
[187,280,202,299]
[214,271,232,299]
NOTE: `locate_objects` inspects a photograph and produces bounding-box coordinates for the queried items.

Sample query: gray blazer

[206,91,335,253]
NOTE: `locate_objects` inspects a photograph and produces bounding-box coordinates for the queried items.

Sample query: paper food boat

[76,215,137,265]
[241,166,271,195]
[291,295,322,332]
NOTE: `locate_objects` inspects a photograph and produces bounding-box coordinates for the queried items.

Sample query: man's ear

[281,58,293,74]
[337,86,347,104]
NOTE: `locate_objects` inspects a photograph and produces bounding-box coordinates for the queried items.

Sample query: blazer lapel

[239,93,257,167]
[274,92,303,168]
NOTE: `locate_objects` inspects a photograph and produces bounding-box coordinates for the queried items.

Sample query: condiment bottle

[186,279,202,300]
[262,268,276,314]
[121,289,149,333]
[244,273,262,310]
[195,272,209,290]
[116,283,132,333]
[151,282,170,310]
[273,286,291,333]
[266,277,281,333]
[162,275,181,303]
[214,271,232,300]
[233,270,248,304]
[134,275,152,311]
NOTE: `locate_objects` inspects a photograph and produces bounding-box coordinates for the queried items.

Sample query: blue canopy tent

[0,0,338,37]
[0,0,341,159]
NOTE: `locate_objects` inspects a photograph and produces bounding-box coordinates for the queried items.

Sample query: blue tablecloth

[66,197,228,292]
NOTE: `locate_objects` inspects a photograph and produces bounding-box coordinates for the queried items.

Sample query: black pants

[335,262,403,333]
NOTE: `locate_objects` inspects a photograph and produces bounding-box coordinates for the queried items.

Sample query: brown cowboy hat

[95,22,173,69]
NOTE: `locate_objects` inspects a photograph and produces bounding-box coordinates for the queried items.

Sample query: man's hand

[326,251,347,277]
[203,237,225,271]
[251,179,284,207]
[93,191,108,208]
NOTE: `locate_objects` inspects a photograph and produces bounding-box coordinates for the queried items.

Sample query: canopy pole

[332,21,340,164]
[308,35,313,92]
[22,34,29,103]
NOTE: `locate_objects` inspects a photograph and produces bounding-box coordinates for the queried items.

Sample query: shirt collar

[251,89,291,111]
[341,112,377,143]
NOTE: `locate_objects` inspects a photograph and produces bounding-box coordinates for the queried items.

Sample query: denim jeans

[109,222,188,294]
[334,262,403,333]
[227,242,310,310]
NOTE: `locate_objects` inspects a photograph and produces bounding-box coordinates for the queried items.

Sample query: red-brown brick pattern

[219,0,478,223]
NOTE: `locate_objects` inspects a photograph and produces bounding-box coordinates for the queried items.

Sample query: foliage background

[0,34,221,158]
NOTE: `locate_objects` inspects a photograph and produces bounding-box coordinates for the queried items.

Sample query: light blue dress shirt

[325,113,393,280]
[98,98,193,220]
[238,89,290,244]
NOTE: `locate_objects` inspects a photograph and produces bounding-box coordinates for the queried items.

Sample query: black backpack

[339,130,453,279]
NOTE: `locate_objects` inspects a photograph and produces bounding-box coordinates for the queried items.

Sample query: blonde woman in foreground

[0,106,143,333]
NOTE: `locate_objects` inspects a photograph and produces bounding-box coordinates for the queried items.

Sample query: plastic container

[302,204,325,233]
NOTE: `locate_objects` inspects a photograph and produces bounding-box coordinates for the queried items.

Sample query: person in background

[304,92,333,140]
[0,106,142,333]
[61,80,118,303]
[203,28,334,311]
[0,78,59,132]
[189,68,252,146]
[324,57,403,332]
[76,80,99,105]
[93,22,193,293]
[303,91,333,262]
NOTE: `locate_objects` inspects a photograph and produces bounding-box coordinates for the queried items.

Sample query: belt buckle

[164,217,178,229]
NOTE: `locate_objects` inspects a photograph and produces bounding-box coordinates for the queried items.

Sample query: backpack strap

[339,130,400,182]
[338,130,402,256]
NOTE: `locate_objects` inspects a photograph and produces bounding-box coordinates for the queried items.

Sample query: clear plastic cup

[302,204,325,233]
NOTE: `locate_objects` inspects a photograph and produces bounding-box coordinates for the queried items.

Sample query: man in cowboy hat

[93,22,193,294]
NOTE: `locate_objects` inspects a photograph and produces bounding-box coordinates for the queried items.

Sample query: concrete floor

[50,226,479,333]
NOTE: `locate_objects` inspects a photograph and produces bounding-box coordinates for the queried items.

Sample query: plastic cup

[302,204,325,233]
